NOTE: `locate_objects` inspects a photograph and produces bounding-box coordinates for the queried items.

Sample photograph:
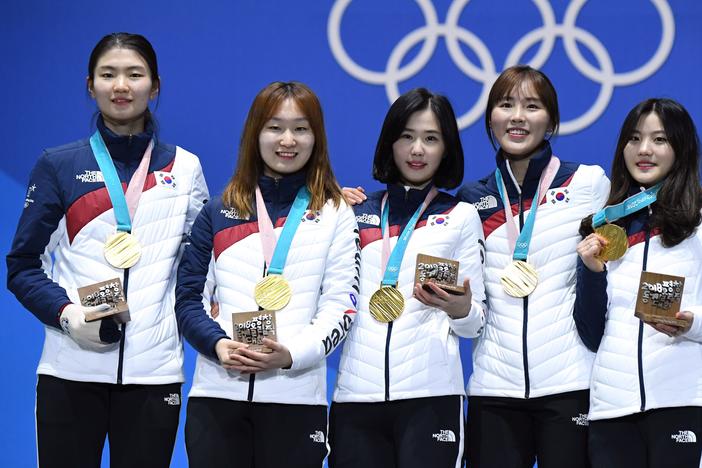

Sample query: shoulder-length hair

[581,98,702,246]
[372,87,464,189]
[222,81,343,217]
[485,65,560,150]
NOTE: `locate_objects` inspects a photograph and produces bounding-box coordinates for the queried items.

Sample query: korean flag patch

[302,210,322,223]
[156,171,177,189]
[428,214,450,226]
[547,188,570,204]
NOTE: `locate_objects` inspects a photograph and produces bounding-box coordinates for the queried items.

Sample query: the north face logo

[220,208,246,220]
[163,393,180,406]
[355,213,380,226]
[571,413,589,426]
[76,170,104,183]
[432,430,456,442]
[309,431,325,443]
[671,430,696,443]
[473,195,498,211]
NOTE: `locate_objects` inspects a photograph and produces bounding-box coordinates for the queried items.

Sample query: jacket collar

[97,114,154,164]
[496,141,552,200]
[258,170,307,205]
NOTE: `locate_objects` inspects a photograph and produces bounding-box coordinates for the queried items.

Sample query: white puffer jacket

[334,186,486,403]
[589,225,702,420]
[7,131,208,385]
[176,175,360,406]
[460,150,610,399]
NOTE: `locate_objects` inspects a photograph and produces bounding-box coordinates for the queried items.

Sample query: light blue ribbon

[89,131,132,232]
[592,183,662,227]
[266,186,311,275]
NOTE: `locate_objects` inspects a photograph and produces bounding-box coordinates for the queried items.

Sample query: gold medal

[595,224,628,261]
[369,286,405,322]
[501,260,539,297]
[104,232,142,269]
[254,274,292,311]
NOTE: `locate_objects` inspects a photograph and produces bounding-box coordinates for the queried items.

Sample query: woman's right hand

[576,233,607,273]
[214,338,250,370]
[342,186,367,205]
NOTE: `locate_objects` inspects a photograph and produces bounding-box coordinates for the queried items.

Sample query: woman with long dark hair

[575,98,702,467]
[6,32,209,467]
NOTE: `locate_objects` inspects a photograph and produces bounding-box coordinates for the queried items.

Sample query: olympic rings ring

[327,0,675,134]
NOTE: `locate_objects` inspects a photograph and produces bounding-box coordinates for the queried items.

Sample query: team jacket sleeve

[175,205,228,360]
[447,204,487,338]
[573,257,608,352]
[6,152,71,329]
[285,205,360,372]
[681,229,702,342]
[590,165,611,213]
[185,157,210,234]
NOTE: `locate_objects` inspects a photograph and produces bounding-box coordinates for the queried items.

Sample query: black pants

[467,390,590,468]
[589,406,702,468]
[329,395,465,468]
[185,396,328,468]
[36,374,181,468]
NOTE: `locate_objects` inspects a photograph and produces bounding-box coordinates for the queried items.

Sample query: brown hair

[485,65,560,150]
[222,81,343,217]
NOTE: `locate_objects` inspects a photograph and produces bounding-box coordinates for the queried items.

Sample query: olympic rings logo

[327,0,675,134]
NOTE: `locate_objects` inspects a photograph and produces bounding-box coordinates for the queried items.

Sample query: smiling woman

[6,32,209,468]
[88,47,159,135]
[174,81,360,468]
[575,98,702,467]
[457,65,610,468]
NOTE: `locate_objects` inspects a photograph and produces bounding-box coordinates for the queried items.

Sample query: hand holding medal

[588,183,662,262]
[576,233,608,273]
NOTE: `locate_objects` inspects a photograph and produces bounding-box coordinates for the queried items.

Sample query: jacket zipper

[247,259,272,402]
[518,193,531,399]
[637,227,651,412]
[116,267,129,384]
[384,322,393,401]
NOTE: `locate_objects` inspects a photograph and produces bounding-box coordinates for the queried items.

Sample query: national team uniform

[575,201,702,467]
[6,116,209,467]
[330,183,486,468]
[175,171,360,468]
[457,143,609,467]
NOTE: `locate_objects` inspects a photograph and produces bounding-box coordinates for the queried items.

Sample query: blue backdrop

[2,0,701,466]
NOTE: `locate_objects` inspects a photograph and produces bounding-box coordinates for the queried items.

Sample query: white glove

[59,304,116,351]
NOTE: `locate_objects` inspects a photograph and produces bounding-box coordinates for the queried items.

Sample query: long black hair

[580,98,702,247]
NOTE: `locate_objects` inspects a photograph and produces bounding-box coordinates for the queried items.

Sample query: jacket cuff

[204,330,229,361]
[683,306,702,342]
[286,339,319,372]
[448,301,485,338]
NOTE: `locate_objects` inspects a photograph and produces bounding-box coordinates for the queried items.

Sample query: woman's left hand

[228,338,293,374]
[646,311,694,338]
[413,279,473,319]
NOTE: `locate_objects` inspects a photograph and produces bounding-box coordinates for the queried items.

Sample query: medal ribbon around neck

[369,186,438,322]
[253,184,311,310]
[495,156,560,297]
[90,131,153,269]
[590,182,662,261]
[592,183,662,228]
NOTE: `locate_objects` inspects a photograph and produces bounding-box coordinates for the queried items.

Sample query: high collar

[258,170,307,204]
[385,182,435,221]
[97,114,154,164]
[496,141,552,200]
